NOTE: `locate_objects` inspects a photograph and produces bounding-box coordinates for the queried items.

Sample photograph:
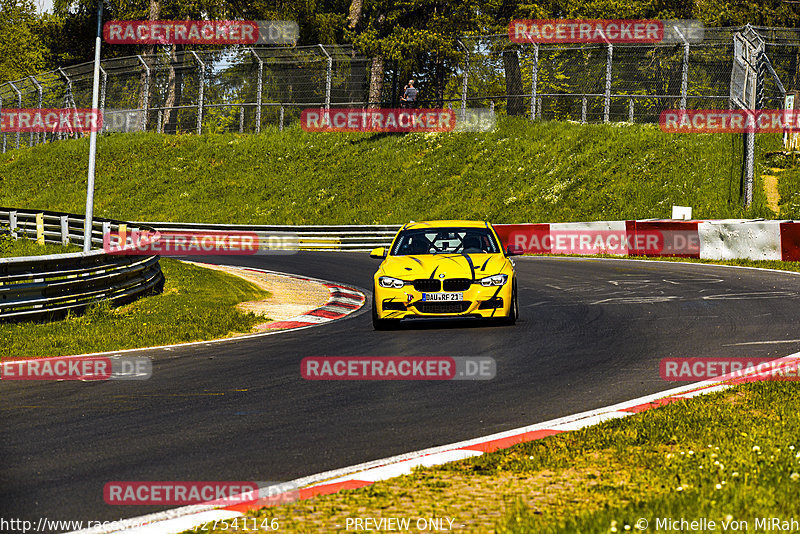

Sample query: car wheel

[499,280,518,326]
[372,295,398,330]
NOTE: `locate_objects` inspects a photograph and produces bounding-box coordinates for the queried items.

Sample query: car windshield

[391,227,500,255]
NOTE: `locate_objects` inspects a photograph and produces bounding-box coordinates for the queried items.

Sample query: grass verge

[0,118,788,224]
[0,257,270,359]
[191,382,800,533]
[188,257,800,534]
[0,234,82,257]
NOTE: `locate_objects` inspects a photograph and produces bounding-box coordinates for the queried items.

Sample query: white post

[84,0,103,252]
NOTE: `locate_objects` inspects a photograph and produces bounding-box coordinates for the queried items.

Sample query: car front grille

[413,279,441,292]
[382,300,406,311]
[442,278,472,291]
[414,302,471,314]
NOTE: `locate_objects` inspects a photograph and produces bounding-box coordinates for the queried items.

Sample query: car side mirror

[506,244,524,256]
[370,247,387,259]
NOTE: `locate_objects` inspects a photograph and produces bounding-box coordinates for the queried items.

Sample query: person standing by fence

[403,80,418,108]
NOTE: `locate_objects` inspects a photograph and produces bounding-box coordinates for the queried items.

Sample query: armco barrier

[1,208,164,321]
[139,221,403,251]
[142,218,800,259]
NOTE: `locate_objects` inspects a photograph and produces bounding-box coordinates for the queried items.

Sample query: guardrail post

[60,215,69,245]
[8,81,22,150]
[250,48,263,133]
[36,213,44,245]
[118,223,127,248]
[530,43,539,120]
[9,210,17,238]
[191,51,205,135]
[319,45,332,111]
[137,55,150,130]
[604,43,613,123]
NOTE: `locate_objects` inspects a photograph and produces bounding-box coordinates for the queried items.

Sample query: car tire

[372,295,399,330]
[498,280,518,326]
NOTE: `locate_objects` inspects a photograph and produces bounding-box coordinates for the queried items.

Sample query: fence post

[457,39,469,121]
[251,48,263,133]
[57,68,72,141]
[136,55,150,131]
[681,42,689,110]
[191,51,205,135]
[319,45,332,110]
[280,105,284,131]
[604,43,613,123]
[157,110,162,133]
[99,65,108,119]
[0,95,5,153]
[530,43,539,120]
[8,81,22,149]
[30,76,43,146]
[240,105,245,133]
[628,98,634,122]
[581,95,587,124]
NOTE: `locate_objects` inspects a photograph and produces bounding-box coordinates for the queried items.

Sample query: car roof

[402,220,490,230]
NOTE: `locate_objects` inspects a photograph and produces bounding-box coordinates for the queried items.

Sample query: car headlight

[479,274,508,287]
[378,276,406,289]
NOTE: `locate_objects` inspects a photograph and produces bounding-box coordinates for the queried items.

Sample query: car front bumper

[374,280,513,320]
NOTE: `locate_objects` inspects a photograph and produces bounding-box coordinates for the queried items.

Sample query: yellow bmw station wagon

[370,220,522,329]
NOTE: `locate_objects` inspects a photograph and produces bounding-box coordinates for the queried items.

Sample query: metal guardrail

[138,221,403,251]
[1,208,164,321]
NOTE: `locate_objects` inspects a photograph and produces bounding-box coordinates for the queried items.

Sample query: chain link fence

[1,26,798,152]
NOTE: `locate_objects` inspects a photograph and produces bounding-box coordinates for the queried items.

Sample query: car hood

[380,253,508,281]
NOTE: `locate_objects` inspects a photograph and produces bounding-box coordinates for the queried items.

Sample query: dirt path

[184,262,330,330]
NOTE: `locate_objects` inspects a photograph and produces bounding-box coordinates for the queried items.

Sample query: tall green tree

[0,0,48,84]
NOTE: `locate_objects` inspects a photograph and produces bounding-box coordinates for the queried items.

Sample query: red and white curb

[68,350,800,534]
[246,268,366,330]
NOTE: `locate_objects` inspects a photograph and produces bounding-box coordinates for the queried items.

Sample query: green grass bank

[0,118,789,224]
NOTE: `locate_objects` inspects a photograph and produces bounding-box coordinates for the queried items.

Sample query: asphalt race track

[3,253,800,531]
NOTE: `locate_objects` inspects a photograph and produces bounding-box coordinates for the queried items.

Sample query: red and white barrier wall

[494,220,800,261]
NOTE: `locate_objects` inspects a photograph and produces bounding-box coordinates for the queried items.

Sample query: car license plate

[422,293,463,302]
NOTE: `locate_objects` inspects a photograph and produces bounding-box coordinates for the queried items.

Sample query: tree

[0,0,48,84]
